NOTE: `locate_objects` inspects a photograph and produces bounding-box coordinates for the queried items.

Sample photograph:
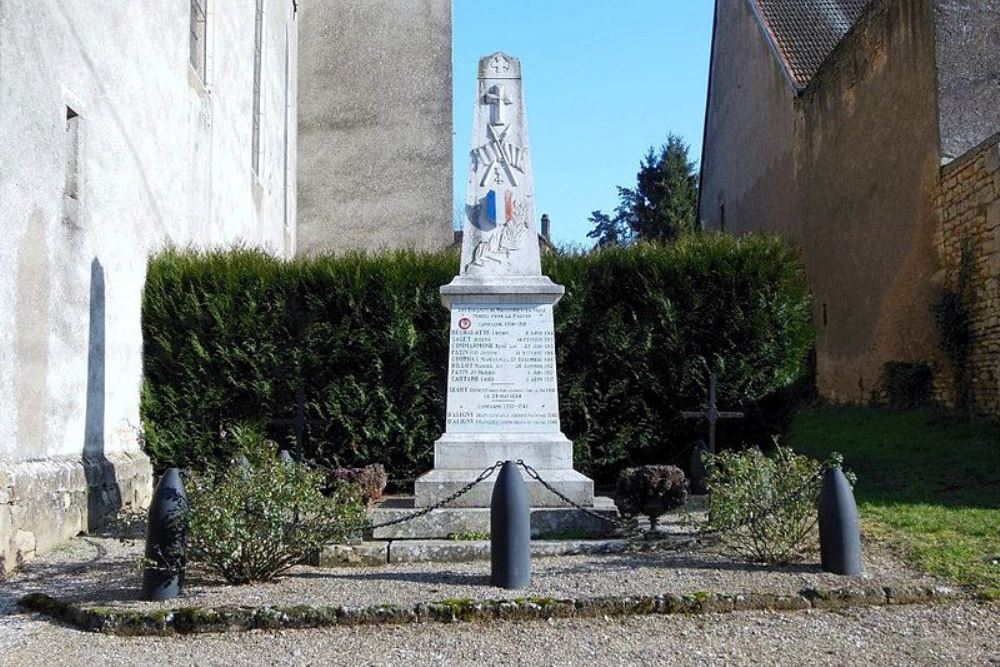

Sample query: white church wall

[0,0,297,573]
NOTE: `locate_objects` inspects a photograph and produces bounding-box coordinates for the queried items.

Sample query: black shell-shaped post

[490,461,531,589]
[689,440,710,495]
[142,468,188,601]
[818,466,863,575]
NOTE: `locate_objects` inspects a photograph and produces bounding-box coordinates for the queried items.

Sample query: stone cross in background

[681,372,744,455]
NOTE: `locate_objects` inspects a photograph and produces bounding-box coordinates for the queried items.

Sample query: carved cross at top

[489,55,510,74]
[681,372,744,455]
[484,84,512,127]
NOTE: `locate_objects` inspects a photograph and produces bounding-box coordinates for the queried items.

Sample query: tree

[586,210,630,248]
[588,134,699,246]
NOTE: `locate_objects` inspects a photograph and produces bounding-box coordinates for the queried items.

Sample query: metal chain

[515,460,652,538]
[367,458,832,540]
[515,459,832,542]
[366,461,504,530]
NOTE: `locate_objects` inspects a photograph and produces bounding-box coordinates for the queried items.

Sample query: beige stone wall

[296,0,453,255]
[698,0,799,239]
[933,132,1000,414]
[703,0,942,403]
[794,0,942,403]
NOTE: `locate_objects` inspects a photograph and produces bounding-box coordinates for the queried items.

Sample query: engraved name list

[446,304,559,433]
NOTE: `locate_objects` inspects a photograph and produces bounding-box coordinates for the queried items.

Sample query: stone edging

[19,585,964,636]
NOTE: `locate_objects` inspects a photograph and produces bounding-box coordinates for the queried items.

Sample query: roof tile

[754,0,872,88]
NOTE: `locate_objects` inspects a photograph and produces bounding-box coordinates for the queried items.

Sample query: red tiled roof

[753,0,872,89]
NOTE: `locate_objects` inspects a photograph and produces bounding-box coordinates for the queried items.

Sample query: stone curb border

[18,585,964,636]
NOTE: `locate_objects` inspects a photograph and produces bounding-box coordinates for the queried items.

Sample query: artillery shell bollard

[490,461,531,589]
[818,466,863,575]
[142,468,188,601]
[689,440,710,495]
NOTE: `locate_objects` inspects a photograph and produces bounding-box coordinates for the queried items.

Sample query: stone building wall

[0,0,298,574]
[933,132,1000,413]
[296,0,453,255]
[794,0,942,402]
[698,0,800,240]
[701,0,943,403]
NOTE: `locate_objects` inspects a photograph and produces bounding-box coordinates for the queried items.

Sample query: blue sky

[453,1,715,246]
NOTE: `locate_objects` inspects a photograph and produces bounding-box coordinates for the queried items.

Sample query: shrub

[141,235,813,485]
[883,361,933,409]
[703,445,847,564]
[613,465,689,529]
[932,236,974,411]
[322,464,388,507]
[185,429,366,584]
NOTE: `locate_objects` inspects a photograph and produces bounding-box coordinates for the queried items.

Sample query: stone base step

[414,468,595,508]
[316,538,636,567]
[369,496,619,540]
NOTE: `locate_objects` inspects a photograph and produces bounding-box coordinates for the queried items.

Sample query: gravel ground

[1,599,997,666]
[1,536,942,612]
[1,536,996,666]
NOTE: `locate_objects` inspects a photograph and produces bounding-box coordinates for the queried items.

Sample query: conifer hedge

[141,234,812,486]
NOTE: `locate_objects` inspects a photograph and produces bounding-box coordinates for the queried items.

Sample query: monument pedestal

[371,496,617,540]
[415,467,594,508]
[414,275,595,509]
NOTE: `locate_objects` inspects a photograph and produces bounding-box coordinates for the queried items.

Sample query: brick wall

[934,132,1000,414]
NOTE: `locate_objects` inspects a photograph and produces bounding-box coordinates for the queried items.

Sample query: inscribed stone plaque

[446,304,560,433]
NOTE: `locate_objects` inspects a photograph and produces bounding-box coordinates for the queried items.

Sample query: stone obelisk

[414,53,595,508]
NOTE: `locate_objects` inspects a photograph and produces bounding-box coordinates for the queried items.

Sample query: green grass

[788,406,1000,598]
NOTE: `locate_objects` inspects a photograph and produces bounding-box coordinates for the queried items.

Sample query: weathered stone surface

[415,469,594,509]
[297,0,453,255]
[1,452,153,577]
[802,586,887,609]
[385,538,631,565]
[372,496,618,540]
[733,592,811,612]
[316,542,389,567]
[933,133,1000,414]
[884,584,958,605]
[432,433,574,470]
[19,582,967,636]
[390,540,489,564]
[4,0,296,579]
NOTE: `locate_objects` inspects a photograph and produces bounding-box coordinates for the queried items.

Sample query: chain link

[515,459,832,542]
[366,461,504,531]
[366,458,832,543]
[514,460,654,538]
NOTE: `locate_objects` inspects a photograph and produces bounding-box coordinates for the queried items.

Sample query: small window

[822,303,828,327]
[719,204,726,233]
[190,0,208,82]
[63,106,82,226]
[64,107,80,200]
[251,0,264,174]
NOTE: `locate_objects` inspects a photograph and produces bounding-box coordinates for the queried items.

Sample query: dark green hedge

[141,234,812,486]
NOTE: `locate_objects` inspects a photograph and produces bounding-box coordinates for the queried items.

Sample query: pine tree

[587,134,699,246]
[586,210,630,247]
